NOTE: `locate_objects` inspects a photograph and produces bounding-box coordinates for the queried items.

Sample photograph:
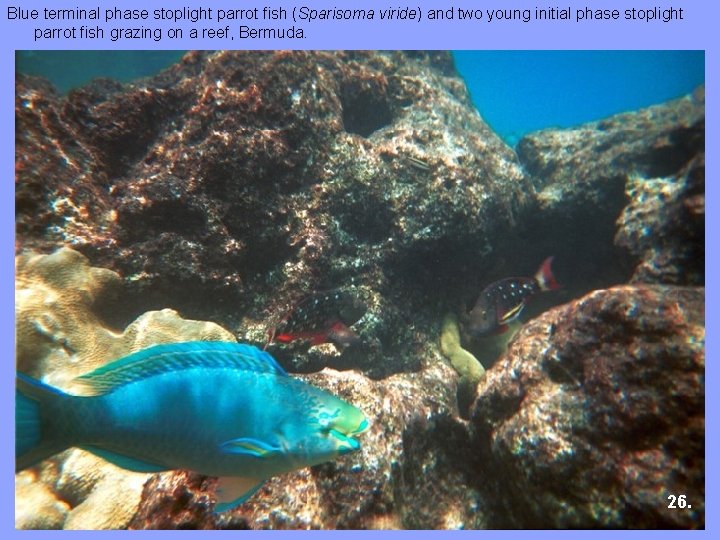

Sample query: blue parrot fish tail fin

[16,373,72,472]
[16,380,41,459]
[215,477,265,512]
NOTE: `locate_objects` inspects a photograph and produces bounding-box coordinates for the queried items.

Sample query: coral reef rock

[129,361,486,530]
[515,87,704,293]
[15,52,705,530]
[16,54,705,379]
[15,51,530,377]
[15,470,70,529]
[16,247,122,381]
[16,247,235,389]
[470,285,704,528]
[615,155,704,285]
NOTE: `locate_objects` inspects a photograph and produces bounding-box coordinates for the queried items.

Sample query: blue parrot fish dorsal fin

[73,341,288,396]
[215,477,265,512]
[219,437,282,458]
[80,445,170,473]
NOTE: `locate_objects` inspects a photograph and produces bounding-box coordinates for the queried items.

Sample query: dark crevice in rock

[340,80,393,137]
[118,200,207,241]
[387,235,494,314]
[337,197,396,245]
[91,273,245,333]
[635,122,705,178]
[63,80,186,180]
[517,176,633,293]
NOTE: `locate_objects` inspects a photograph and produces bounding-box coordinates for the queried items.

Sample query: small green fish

[16,341,368,512]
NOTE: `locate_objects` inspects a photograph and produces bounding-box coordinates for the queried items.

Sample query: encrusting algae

[440,313,523,405]
[440,314,485,387]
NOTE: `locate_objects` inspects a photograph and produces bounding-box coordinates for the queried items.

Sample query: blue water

[15,51,185,94]
[453,51,705,145]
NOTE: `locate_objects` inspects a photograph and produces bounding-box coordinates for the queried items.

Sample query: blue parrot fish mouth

[329,429,361,455]
[328,415,369,454]
[354,418,370,434]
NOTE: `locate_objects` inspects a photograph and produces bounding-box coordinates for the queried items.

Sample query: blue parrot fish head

[283,384,369,467]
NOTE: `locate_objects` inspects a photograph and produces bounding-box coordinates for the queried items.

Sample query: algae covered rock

[440,314,485,408]
[16,52,705,386]
[15,51,531,378]
[470,285,704,528]
[15,54,705,530]
[615,155,704,285]
[515,88,704,293]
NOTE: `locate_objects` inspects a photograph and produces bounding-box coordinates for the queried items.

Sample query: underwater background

[17,50,705,144]
[15,50,704,529]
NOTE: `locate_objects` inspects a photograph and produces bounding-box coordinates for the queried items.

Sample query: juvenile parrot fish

[267,289,367,347]
[465,257,560,337]
[16,341,368,512]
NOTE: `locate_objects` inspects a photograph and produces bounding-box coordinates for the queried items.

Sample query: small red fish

[267,290,367,348]
[464,257,560,338]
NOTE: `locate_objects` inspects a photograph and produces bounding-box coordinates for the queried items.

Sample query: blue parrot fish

[16,341,369,512]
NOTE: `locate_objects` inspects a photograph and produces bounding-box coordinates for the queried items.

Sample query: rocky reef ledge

[16,51,704,529]
[471,285,704,528]
[15,249,704,529]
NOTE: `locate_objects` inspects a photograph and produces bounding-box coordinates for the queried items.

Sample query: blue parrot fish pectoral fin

[219,437,282,458]
[80,445,170,473]
[215,476,265,512]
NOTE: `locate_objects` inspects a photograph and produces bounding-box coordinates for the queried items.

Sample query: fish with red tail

[464,257,560,338]
[267,289,367,348]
